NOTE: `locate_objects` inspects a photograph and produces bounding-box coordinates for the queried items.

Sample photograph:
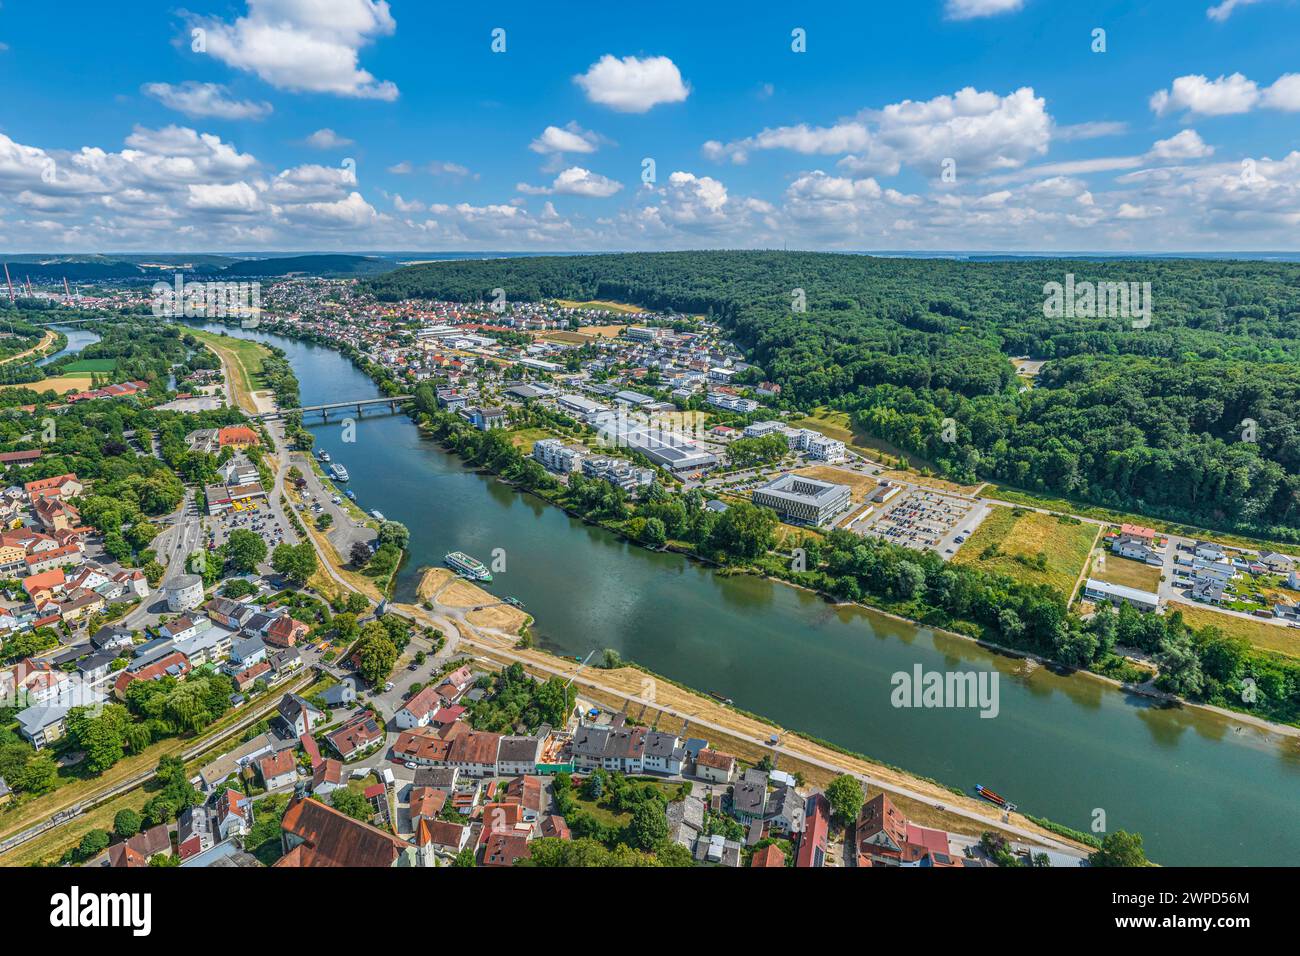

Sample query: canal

[193,321,1300,866]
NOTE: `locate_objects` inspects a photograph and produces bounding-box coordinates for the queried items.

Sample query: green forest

[368,252,1300,540]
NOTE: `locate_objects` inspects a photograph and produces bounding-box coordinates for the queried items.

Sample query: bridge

[27,316,112,327]
[251,395,414,421]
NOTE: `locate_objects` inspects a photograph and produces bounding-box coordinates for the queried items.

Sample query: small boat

[975,784,1012,808]
[370,510,385,521]
[329,464,349,481]
[445,550,492,582]
[344,490,356,501]
[316,449,331,462]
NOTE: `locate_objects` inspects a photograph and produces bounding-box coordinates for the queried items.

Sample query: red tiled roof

[277,796,407,868]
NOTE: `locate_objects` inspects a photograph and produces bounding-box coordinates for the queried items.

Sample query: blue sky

[1,0,1298,252]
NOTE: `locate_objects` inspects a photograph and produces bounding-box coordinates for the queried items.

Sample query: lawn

[953,506,1099,596]
[61,358,117,373]
[572,778,682,827]
[188,327,269,412]
[506,426,557,454]
[1172,602,1300,660]
[1094,554,1163,592]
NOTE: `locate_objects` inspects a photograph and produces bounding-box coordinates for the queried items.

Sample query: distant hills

[0,253,398,281]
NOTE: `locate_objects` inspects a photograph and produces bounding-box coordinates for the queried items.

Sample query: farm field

[1172,602,1300,660]
[953,505,1099,596]
[554,299,643,314]
[13,373,95,394]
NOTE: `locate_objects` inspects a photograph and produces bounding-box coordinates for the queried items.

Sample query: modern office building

[752,474,852,526]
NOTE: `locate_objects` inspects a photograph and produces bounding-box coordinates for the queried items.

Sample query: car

[404,761,418,770]
[383,681,394,692]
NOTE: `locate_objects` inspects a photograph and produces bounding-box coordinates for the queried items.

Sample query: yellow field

[1094,554,1162,592]
[554,299,643,315]
[7,373,95,395]
[1172,602,1300,659]
[954,506,1099,596]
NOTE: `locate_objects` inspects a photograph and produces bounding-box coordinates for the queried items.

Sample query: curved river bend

[193,321,1300,866]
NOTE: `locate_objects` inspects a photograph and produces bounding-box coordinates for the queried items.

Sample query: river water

[191,321,1300,865]
[37,325,101,366]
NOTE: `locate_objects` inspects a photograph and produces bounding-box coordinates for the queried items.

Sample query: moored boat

[445,550,493,582]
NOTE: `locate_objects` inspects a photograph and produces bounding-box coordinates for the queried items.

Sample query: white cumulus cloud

[573,55,689,112]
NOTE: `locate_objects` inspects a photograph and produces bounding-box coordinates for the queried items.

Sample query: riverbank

[395,599,1093,856]
[0,329,60,366]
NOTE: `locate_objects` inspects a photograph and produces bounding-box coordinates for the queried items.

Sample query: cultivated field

[15,373,95,394]
[953,506,1099,596]
[554,299,642,314]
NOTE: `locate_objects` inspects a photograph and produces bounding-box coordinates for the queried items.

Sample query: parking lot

[207,497,288,560]
[860,489,983,556]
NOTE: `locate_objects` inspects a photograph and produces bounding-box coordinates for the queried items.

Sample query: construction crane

[63,277,72,301]
[2,263,13,304]
[564,649,597,689]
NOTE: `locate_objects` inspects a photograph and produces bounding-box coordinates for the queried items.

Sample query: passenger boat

[329,464,349,481]
[445,550,493,582]
[370,510,385,521]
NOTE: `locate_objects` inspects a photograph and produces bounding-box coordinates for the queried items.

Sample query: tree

[1089,830,1149,867]
[708,501,777,561]
[332,612,359,643]
[628,800,669,850]
[453,847,476,867]
[640,516,667,547]
[329,788,372,822]
[825,774,865,825]
[114,808,143,839]
[378,520,410,550]
[350,541,372,567]
[77,829,110,860]
[224,528,267,573]
[272,542,317,585]
[354,622,398,686]
[1155,634,1205,697]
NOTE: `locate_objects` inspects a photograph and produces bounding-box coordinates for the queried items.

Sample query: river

[37,325,101,366]
[191,320,1300,866]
